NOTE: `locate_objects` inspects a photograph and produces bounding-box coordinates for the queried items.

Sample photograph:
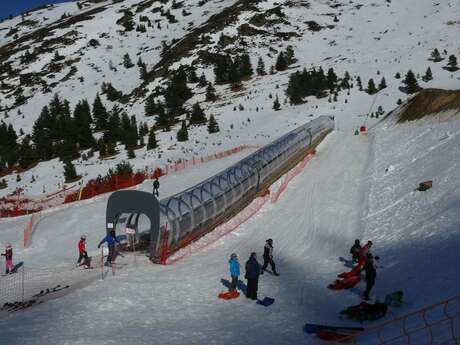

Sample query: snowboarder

[1,243,13,274]
[363,253,377,300]
[360,240,373,258]
[228,253,240,292]
[350,239,362,263]
[245,252,261,300]
[153,178,160,196]
[98,230,120,264]
[76,235,88,266]
[261,238,279,276]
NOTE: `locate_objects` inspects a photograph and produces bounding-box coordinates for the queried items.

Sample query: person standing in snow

[228,253,240,292]
[1,244,13,274]
[360,240,373,258]
[363,253,377,300]
[261,238,279,276]
[153,178,160,197]
[76,235,88,266]
[98,230,120,264]
[350,239,362,263]
[245,252,261,300]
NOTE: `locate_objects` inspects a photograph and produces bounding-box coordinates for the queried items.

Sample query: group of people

[227,238,279,300]
[350,239,378,300]
[76,230,121,268]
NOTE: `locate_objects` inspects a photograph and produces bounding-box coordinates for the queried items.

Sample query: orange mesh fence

[0,145,258,218]
[324,294,460,345]
[23,215,35,248]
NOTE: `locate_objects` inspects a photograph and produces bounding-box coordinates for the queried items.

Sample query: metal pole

[22,265,25,304]
[101,245,104,280]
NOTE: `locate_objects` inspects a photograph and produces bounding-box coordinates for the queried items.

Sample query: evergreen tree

[356,76,363,91]
[207,115,219,134]
[187,66,199,83]
[123,53,134,68]
[275,52,288,71]
[155,103,169,128]
[285,45,295,65]
[326,68,338,90]
[147,127,158,150]
[176,120,189,141]
[445,55,458,71]
[73,99,95,149]
[32,106,54,161]
[378,77,387,90]
[18,135,35,170]
[422,67,433,81]
[430,48,443,62]
[190,102,207,125]
[205,82,217,102]
[105,107,122,143]
[256,57,266,76]
[394,72,401,79]
[213,55,232,84]
[164,66,192,117]
[58,137,79,161]
[198,72,207,87]
[98,139,107,157]
[145,94,157,117]
[239,53,253,78]
[273,95,281,111]
[126,145,136,159]
[63,159,78,182]
[366,78,378,94]
[92,93,108,130]
[402,70,420,94]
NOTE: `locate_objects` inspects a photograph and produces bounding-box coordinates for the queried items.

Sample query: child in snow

[98,230,120,264]
[261,238,279,276]
[245,252,261,300]
[77,235,88,266]
[228,253,240,292]
[1,244,13,274]
[350,239,361,263]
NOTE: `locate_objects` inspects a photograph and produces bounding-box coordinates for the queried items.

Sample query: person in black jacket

[153,178,160,196]
[245,252,261,300]
[350,239,361,263]
[261,238,279,276]
[363,253,377,300]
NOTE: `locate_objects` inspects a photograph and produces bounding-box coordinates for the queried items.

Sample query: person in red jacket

[76,235,88,266]
[359,241,373,258]
[1,243,13,274]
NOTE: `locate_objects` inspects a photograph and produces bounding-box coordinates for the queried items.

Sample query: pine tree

[275,52,288,71]
[63,159,78,182]
[123,53,134,68]
[378,77,387,90]
[147,127,158,150]
[164,66,192,117]
[402,70,420,94]
[190,102,207,125]
[239,53,253,78]
[177,120,189,141]
[98,139,107,157]
[92,93,108,130]
[198,72,207,87]
[422,67,433,81]
[207,115,219,134]
[356,76,363,91]
[273,95,281,111]
[366,78,378,94]
[445,55,458,71]
[126,145,136,159]
[155,104,169,128]
[32,106,54,161]
[187,66,199,83]
[326,68,338,90]
[430,48,443,62]
[256,57,266,76]
[145,94,157,117]
[285,45,296,65]
[205,82,217,102]
[18,135,35,170]
[73,99,95,149]
[394,72,401,79]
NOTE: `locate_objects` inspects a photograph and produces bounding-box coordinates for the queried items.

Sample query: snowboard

[218,290,240,300]
[256,297,275,306]
[9,261,24,274]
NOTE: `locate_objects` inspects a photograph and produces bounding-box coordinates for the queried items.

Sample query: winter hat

[355,239,360,244]
[81,235,86,240]
[230,253,237,259]
[267,238,273,244]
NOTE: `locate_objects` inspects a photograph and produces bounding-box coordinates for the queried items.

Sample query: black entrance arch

[106,190,160,260]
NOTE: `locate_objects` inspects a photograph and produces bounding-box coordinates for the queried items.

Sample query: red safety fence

[324,294,460,345]
[0,145,258,218]
[23,215,35,248]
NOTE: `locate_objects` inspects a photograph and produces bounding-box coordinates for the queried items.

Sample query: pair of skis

[32,284,70,298]
[1,300,42,312]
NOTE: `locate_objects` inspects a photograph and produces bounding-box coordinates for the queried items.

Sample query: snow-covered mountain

[0,0,459,197]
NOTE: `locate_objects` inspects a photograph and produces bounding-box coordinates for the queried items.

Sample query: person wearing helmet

[360,240,373,258]
[261,238,279,276]
[228,253,240,292]
[350,239,362,263]
[76,235,88,267]
[1,243,13,274]
[98,230,120,264]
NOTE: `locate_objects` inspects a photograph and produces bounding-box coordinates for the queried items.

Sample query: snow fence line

[324,294,460,345]
[1,145,259,219]
[164,151,316,265]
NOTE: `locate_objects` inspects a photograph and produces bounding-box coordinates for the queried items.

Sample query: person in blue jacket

[98,230,120,264]
[245,252,261,300]
[228,253,240,292]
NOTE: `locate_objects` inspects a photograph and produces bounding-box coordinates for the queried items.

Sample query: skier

[76,235,88,266]
[98,230,120,264]
[1,243,13,274]
[153,178,160,196]
[360,240,373,258]
[363,253,377,300]
[350,239,362,263]
[261,238,279,276]
[228,253,240,292]
[245,252,261,300]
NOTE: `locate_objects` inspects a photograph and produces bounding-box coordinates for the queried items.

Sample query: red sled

[338,256,366,278]
[218,290,240,300]
[317,330,354,342]
[328,275,361,290]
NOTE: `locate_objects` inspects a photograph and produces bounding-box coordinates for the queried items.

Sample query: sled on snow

[218,290,240,300]
[328,275,361,290]
[304,323,364,342]
[257,297,275,306]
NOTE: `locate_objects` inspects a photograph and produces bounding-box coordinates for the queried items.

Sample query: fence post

[101,245,104,280]
[160,225,169,265]
[22,265,25,304]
